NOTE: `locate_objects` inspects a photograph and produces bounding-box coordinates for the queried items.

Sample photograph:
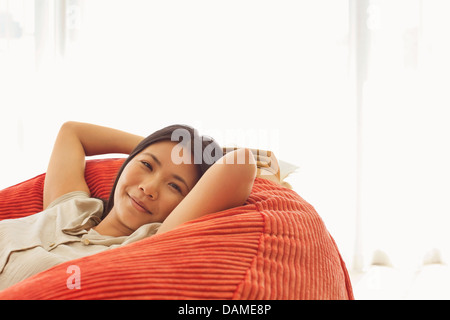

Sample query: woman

[0,121,256,290]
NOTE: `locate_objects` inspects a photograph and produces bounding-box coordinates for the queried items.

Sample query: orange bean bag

[0,158,353,299]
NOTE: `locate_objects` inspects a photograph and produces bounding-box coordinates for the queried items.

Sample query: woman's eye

[141,161,153,171]
[169,183,182,193]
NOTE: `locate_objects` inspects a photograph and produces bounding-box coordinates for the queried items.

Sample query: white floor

[350,250,450,299]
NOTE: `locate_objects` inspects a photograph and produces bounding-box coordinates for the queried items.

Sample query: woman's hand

[223,147,281,184]
[43,121,143,209]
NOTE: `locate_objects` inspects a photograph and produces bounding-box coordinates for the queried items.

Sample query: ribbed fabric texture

[0,159,353,299]
[0,158,125,221]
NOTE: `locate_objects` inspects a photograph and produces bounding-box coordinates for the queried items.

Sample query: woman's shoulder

[41,191,105,226]
[42,191,104,231]
[46,191,104,210]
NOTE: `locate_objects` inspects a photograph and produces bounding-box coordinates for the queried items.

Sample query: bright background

[1,0,450,299]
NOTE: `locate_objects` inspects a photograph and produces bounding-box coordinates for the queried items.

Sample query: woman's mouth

[128,194,152,214]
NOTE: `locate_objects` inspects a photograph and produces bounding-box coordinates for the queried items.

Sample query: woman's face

[110,140,200,234]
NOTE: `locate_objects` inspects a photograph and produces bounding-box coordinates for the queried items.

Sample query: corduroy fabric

[0,158,125,222]
[0,159,353,299]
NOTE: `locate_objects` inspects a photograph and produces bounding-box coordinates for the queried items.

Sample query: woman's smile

[128,194,152,215]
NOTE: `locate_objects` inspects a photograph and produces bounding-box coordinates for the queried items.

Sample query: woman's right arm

[43,121,143,209]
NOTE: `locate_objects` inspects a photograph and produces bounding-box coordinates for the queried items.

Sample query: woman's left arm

[156,148,257,234]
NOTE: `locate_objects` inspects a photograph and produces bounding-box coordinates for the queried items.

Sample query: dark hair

[101,124,222,219]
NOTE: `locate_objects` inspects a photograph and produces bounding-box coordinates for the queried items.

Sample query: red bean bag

[0,158,353,299]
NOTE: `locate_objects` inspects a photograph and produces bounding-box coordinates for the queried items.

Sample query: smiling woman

[0,121,256,290]
[94,140,202,237]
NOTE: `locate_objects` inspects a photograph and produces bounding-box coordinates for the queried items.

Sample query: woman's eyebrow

[172,174,190,191]
[142,152,162,167]
[142,152,190,191]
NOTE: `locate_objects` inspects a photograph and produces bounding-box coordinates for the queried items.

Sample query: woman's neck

[93,212,134,237]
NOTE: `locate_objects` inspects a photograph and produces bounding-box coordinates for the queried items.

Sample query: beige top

[0,191,160,291]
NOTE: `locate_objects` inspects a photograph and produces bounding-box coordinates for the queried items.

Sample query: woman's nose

[139,180,159,200]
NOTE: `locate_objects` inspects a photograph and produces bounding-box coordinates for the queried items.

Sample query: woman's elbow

[242,148,257,181]
[231,148,256,205]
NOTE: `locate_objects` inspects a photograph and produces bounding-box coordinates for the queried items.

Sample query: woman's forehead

[140,141,198,175]
[144,140,178,152]
[141,140,189,160]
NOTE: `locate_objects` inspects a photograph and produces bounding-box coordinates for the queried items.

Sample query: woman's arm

[156,148,257,234]
[43,121,143,209]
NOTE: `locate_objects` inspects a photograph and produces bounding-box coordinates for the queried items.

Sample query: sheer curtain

[1,0,449,284]
[353,0,450,271]
[1,0,83,190]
